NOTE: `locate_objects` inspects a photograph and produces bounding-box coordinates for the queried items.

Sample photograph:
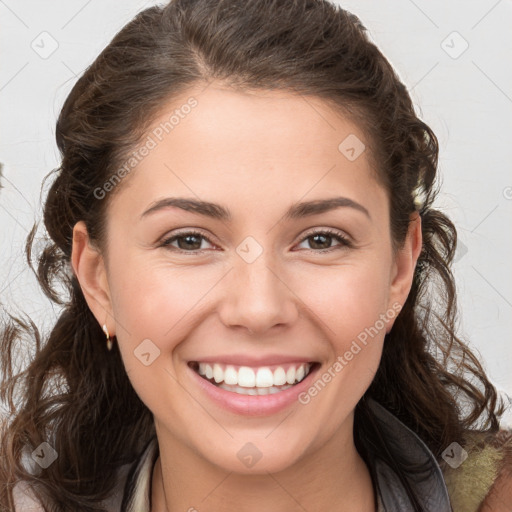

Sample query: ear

[386,212,422,329]
[71,221,115,335]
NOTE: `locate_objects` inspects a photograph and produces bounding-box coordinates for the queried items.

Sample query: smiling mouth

[188,361,320,395]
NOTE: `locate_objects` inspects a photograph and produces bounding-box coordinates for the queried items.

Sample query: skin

[72,82,422,512]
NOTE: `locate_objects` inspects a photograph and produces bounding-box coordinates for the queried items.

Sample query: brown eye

[296,229,352,252]
[160,231,215,252]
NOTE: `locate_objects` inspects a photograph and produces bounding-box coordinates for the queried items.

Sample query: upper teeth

[197,362,312,388]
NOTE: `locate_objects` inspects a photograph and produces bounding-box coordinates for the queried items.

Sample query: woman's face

[73,83,420,474]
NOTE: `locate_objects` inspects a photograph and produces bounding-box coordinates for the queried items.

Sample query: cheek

[109,245,392,350]
[293,264,391,442]
[297,260,392,340]
[107,252,220,355]
[107,259,202,411]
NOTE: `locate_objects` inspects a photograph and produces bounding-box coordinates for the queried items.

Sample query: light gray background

[1,1,511,426]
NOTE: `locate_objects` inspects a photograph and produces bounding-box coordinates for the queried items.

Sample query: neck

[150,420,376,512]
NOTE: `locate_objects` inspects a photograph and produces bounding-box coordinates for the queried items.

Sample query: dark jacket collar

[120,398,452,511]
[366,397,452,511]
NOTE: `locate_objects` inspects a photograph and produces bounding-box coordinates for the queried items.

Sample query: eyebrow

[140,196,371,221]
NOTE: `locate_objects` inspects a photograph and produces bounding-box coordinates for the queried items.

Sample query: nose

[217,252,299,336]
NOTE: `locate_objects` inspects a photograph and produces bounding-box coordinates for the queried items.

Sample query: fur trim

[440,428,512,512]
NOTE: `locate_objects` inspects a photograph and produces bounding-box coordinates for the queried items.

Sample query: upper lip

[188,354,318,367]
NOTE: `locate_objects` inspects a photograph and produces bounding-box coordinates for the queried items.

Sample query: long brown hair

[1,1,506,510]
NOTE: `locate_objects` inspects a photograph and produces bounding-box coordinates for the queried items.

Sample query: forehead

[107,83,385,218]
[139,84,369,159]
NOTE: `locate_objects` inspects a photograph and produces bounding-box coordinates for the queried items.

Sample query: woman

[1,0,510,511]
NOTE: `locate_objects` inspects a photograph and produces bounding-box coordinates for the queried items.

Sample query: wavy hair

[0,0,506,510]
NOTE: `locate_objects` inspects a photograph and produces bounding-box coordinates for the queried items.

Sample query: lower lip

[188,363,320,417]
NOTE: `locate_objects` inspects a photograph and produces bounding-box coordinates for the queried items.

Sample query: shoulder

[480,429,512,511]
[441,428,512,512]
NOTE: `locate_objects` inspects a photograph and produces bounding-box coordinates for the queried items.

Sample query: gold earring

[102,324,113,351]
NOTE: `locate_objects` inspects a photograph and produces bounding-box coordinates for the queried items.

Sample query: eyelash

[159,228,352,254]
